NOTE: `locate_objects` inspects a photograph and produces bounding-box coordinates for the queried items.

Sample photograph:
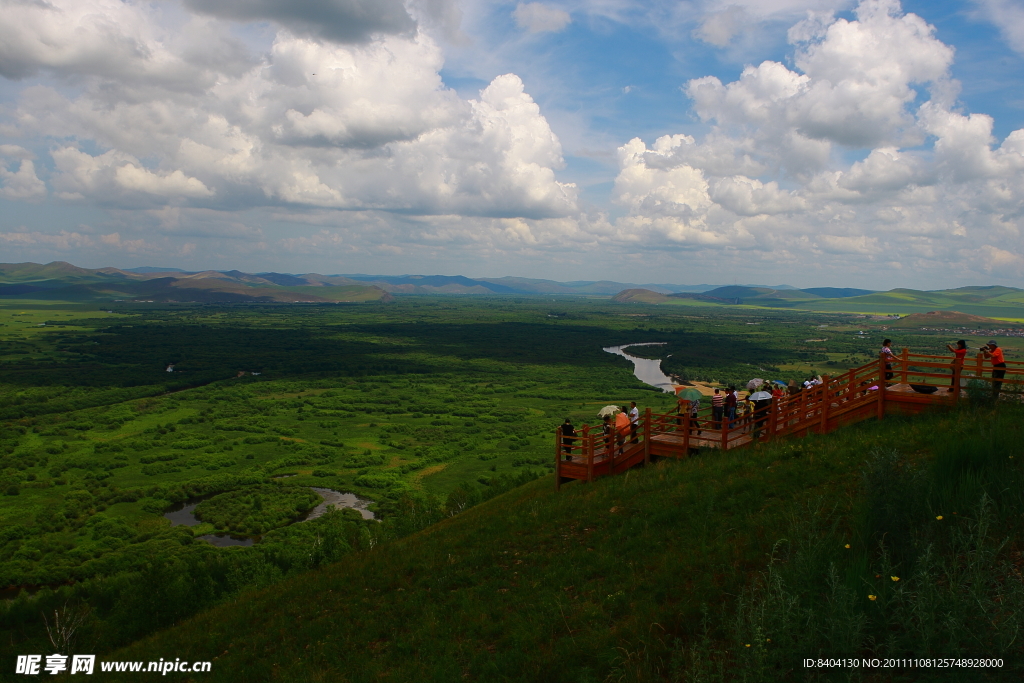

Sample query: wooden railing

[555,349,1021,489]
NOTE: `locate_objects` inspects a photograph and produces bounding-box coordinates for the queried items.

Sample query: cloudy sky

[0,0,1022,288]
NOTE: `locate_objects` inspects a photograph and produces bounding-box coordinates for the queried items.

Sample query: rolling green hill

[798,287,1024,318]
[97,406,1024,681]
[701,285,823,301]
[610,283,1024,319]
[0,262,392,303]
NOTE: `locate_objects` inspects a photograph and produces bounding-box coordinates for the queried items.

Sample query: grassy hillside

[0,262,392,303]
[798,287,1024,318]
[612,288,671,304]
[99,404,1024,682]
[610,284,1024,321]
[701,286,823,301]
[887,310,1022,330]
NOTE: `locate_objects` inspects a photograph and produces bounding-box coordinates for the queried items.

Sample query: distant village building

[166,364,175,372]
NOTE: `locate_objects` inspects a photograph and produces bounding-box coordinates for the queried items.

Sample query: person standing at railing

[628,401,639,444]
[615,408,630,455]
[602,415,615,457]
[711,389,723,430]
[982,340,1006,399]
[946,340,968,393]
[751,393,772,439]
[881,339,895,384]
[725,386,738,429]
[561,418,576,460]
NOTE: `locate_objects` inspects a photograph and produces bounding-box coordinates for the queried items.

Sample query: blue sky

[0,0,1022,289]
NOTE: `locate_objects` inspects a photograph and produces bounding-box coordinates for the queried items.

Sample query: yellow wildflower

[891,576,900,582]
[868,595,877,601]
[936,515,943,520]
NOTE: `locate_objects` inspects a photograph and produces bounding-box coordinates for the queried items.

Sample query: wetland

[0,295,1015,664]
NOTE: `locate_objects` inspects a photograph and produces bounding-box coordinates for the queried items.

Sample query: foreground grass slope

[108,406,1024,682]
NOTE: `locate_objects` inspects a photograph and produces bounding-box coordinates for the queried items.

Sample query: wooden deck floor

[650,431,754,451]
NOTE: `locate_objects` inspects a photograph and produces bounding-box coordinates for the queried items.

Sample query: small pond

[603,343,676,392]
[305,488,376,521]
[163,487,375,546]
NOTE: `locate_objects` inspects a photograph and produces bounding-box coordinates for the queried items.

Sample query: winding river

[164,487,375,547]
[603,342,676,392]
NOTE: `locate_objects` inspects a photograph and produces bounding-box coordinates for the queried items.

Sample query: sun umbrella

[746,378,764,390]
[773,379,788,386]
[749,390,773,401]
[678,388,703,402]
[598,405,620,417]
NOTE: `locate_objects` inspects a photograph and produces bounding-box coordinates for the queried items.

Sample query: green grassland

[1,296,1022,680]
[106,404,1024,682]
[637,285,1024,320]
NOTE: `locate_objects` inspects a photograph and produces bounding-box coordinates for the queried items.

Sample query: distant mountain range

[0,262,855,301]
[2,263,1021,320]
[336,274,804,296]
[0,262,392,303]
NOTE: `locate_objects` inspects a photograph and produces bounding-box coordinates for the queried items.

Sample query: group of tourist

[559,401,640,460]
[892,337,1007,397]
[558,337,1012,461]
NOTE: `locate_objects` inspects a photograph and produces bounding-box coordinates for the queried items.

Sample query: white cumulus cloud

[0,0,575,219]
[0,145,45,200]
[609,0,1024,284]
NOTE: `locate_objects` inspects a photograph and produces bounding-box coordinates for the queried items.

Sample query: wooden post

[819,375,831,434]
[952,358,962,405]
[799,386,808,428]
[877,353,886,421]
[586,432,594,483]
[721,404,729,451]
[682,410,690,456]
[555,427,561,491]
[644,407,651,465]
[901,348,909,385]
[976,352,984,379]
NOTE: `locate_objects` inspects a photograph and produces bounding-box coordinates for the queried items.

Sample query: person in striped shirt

[711,388,724,430]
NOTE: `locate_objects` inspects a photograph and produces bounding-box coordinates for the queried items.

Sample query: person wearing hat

[982,340,1006,399]
[946,340,968,392]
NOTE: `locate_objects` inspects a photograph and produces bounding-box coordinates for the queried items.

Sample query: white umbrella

[746,378,764,390]
[598,405,620,417]
[749,391,773,401]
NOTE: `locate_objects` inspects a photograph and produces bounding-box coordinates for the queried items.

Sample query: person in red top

[725,386,738,429]
[982,340,1006,399]
[946,339,968,392]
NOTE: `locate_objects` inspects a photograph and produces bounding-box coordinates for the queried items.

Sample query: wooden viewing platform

[555,349,1023,490]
